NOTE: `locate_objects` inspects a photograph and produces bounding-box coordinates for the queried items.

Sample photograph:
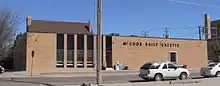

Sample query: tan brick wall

[26,32,94,73]
[26,32,56,73]
[112,36,208,69]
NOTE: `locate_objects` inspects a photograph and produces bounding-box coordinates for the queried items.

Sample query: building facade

[206,18,220,60]
[13,16,208,73]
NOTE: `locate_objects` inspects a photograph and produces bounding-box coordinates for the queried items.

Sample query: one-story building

[13,16,208,73]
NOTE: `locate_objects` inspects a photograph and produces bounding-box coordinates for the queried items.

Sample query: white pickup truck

[139,61,190,81]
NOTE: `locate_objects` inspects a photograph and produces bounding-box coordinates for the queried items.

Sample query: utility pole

[198,26,202,40]
[97,0,102,85]
[165,27,169,38]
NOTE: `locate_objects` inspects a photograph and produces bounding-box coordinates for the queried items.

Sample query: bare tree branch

[0,8,22,61]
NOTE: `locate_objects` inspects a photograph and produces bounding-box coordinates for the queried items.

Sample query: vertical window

[77,34,84,68]
[56,34,64,67]
[106,36,112,68]
[170,52,177,63]
[67,34,74,68]
[87,35,94,68]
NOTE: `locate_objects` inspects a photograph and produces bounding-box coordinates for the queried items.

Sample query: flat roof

[102,34,206,41]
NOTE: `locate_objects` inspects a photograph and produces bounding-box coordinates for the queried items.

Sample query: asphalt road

[0,73,202,86]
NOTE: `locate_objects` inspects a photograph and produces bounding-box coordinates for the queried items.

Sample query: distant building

[13,16,208,73]
[207,19,220,60]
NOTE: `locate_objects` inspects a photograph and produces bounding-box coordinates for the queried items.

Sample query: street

[0,72,201,86]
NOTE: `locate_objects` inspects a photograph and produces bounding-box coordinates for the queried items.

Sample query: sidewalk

[0,68,200,78]
[0,70,138,78]
[59,79,203,86]
[61,78,220,86]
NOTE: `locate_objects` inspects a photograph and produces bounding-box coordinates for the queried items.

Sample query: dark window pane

[106,51,112,67]
[106,36,112,51]
[87,50,93,68]
[140,63,152,69]
[56,49,64,67]
[162,64,167,69]
[87,35,94,68]
[77,50,84,68]
[170,52,176,63]
[67,50,74,67]
[57,34,64,49]
[149,65,160,69]
[168,63,176,69]
[87,35,93,50]
[67,35,74,50]
[77,35,84,50]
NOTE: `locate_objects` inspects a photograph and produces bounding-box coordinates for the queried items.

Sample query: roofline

[211,19,220,23]
[31,19,90,24]
[102,34,206,41]
[26,32,206,41]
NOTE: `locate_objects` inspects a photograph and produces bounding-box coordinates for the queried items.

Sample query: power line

[168,0,220,9]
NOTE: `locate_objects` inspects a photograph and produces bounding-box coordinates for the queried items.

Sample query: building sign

[122,42,179,48]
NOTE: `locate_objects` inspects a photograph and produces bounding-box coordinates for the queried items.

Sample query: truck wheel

[215,71,220,77]
[154,74,163,81]
[179,72,187,80]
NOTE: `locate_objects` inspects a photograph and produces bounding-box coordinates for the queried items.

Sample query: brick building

[13,16,208,73]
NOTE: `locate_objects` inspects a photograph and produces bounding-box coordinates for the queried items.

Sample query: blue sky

[1,0,220,39]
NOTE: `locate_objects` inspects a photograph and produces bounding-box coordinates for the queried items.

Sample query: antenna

[164,27,169,38]
[142,31,149,37]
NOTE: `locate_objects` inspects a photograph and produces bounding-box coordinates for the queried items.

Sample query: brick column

[102,36,106,68]
[74,34,78,68]
[93,35,97,70]
[84,35,88,68]
[64,34,67,68]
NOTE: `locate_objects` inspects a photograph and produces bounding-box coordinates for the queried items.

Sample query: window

[56,34,64,67]
[77,34,84,68]
[207,63,217,67]
[106,36,112,67]
[162,64,167,69]
[106,36,112,51]
[140,63,160,69]
[87,35,94,68]
[140,63,152,69]
[170,52,177,63]
[67,35,74,68]
[168,63,176,69]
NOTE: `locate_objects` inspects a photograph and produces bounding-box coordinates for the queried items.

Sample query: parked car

[200,62,220,77]
[0,65,5,74]
[139,61,190,81]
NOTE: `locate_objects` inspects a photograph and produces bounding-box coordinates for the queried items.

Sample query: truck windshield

[140,63,161,69]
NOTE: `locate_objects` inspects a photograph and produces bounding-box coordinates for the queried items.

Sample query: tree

[0,8,22,61]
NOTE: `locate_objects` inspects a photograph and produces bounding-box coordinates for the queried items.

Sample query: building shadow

[129,79,177,83]
[191,76,210,79]
[2,79,55,86]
